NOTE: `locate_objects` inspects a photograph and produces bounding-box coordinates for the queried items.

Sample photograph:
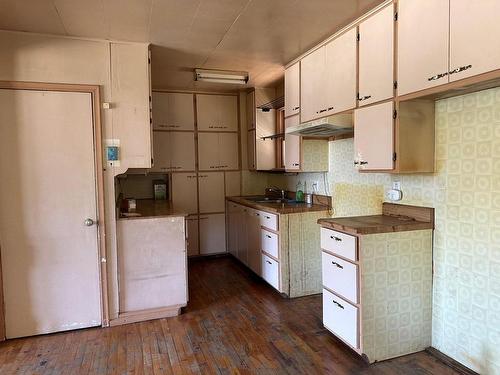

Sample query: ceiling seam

[199,0,253,67]
[51,1,69,35]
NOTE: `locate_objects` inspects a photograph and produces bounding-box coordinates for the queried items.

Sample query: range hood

[285,113,353,137]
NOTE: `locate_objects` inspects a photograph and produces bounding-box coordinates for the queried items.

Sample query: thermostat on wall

[105,139,121,167]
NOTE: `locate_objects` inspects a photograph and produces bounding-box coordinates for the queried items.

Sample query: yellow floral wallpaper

[253,87,500,374]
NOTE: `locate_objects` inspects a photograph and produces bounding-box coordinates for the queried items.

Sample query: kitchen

[0,0,499,374]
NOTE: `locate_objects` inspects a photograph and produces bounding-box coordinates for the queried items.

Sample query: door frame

[0,81,109,339]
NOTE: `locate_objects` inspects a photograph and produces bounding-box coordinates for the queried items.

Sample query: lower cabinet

[226,199,327,297]
[320,226,433,363]
[199,213,226,255]
[186,215,199,257]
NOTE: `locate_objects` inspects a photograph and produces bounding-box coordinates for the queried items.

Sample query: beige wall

[0,30,150,320]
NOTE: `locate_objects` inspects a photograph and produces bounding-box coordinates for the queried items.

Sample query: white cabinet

[198,132,239,171]
[358,4,394,106]
[261,229,279,259]
[152,92,194,130]
[354,101,394,171]
[261,254,279,291]
[397,0,450,96]
[284,62,300,117]
[323,288,359,349]
[227,202,239,257]
[324,28,357,115]
[246,209,262,275]
[199,214,226,255]
[247,130,256,170]
[198,172,225,213]
[255,109,276,171]
[284,115,301,171]
[196,94,238,131]
[237,205,249,265]
[449,0,500,82]
[110,42,152,169]
[322,252,358,304]
[171,173,198,214]
[246,91,256,130]
[152,131,195,172]
[186,215,199,257]
[300,47,325,123]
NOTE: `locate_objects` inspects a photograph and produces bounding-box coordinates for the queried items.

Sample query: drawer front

[320,228,357,261]
[258,211,278,231]
[323,288,359,349]
[261,254,279,291]
[261,229,279,259]
[322,252,358,303]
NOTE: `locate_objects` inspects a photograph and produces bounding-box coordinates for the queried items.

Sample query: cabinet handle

[266,260,272,265]
[449,64,472,75]
[330,235,342,242]
[319,109,327,113]
[359,161,368,165]
[265,216,271,219]
[332,299,344,309]
[266,234,272,239]
[331,261,343,269]
[327,106,334,111]
[293,106,300,111]
[292,163,299,166]
[427,72,448,81]
[357,95,371,101]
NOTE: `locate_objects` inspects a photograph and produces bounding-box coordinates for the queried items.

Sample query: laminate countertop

[118,199,187,220]
[227,196,331,214]
[317,203,435,235]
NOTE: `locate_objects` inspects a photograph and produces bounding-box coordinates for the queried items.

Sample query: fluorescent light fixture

[194,69,249,85]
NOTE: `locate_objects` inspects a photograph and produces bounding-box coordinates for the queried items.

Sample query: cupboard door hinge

[393,81,398,90]
[393,153,397,162]
[393,109,397,120]
[356,33,360,42]
[394,11,398,21]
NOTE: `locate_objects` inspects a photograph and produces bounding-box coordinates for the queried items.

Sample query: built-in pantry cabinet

[151,131,196,172]
[198,132,239,171]
[196,94,238,131]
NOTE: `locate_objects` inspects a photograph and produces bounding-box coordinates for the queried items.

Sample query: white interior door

[0,89,101,338]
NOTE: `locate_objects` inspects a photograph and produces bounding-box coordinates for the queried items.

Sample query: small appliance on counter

[153,179,167,200]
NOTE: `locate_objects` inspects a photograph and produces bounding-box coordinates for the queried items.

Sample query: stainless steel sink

[245,196,296,204]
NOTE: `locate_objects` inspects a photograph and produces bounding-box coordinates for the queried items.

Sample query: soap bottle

[296,181,304,202]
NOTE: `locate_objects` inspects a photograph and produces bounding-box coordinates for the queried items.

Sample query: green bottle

[296,180,304,202]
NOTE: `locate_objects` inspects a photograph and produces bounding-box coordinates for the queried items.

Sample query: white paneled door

[0,89,101,338]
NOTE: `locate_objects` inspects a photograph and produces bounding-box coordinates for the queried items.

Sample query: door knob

[84,218,95,226]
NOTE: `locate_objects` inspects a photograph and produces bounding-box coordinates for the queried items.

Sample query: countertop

[118,199,187,220]
[317,203,434,235]
[227,196,331,214]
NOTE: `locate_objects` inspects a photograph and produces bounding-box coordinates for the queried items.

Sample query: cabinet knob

[266,235,272,239]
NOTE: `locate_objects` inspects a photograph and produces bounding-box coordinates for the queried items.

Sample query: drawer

[258,210,278,231]
[322,252,358,303]
[261,229,279,259]
[261,254,279,291]
[323,288,359,349]
[320,228,357,261]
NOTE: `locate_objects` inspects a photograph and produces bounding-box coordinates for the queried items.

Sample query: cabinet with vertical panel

[199,213,226,255]
[284,62,300,117]
[171,173,198,214]
[198,172,225,214]
[152,92,194,130]
[284,115,301,171]
[198,133,239,171]
[151,131,195,172]
[196,94,238,131]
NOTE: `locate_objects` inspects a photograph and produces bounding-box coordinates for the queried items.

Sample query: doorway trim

[0,81,109,339]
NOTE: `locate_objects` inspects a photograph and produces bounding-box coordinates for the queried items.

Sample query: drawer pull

[265,216,271,219]
[293,106,300,110]
[266,235,272,239]
[330,235,342,242]
[266,260,272,265]
[256,213,260,216]
[449,64,472,75]
[331,261,343,269]
[427,71,448,81]
[332,299,344,309]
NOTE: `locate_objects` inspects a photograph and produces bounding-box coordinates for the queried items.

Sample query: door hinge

[393,81,398,90]
[393,109,397,119]
[393,152,397,162]
[394,11,398,21]
[357,33,360,42]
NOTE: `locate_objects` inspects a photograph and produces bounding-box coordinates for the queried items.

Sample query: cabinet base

[109,305,185,326]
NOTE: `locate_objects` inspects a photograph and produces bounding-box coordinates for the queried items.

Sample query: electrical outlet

[312,181,319,192]
[392,180,401,191]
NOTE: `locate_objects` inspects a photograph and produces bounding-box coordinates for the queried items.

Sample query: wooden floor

[0,256,460,375]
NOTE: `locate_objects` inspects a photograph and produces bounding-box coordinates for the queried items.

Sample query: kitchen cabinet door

[247,129,256,170]
[152,92,194,130]
[225,171,241,197]
[199,214,226,255]
[237,206,249,265]
[358,4,394,106]
[247,209,262,275]
[449,0,500,82]
[186,215,199,257]
[246,91,256,130]
[198,132,220,171]
[218,95,238,132]
[324,28,357,115]
[227,202,239,257]
[171,173,198,214]
[284,133,301,171]
[285,62,300,117]
[219,133,239,170]
[300,46,325,122]
[354,101,394,171]
[255,109,276,170]
[198,172,225,213]
[398,0,449,96]
[169,132,196,171]
[151,131,171,172]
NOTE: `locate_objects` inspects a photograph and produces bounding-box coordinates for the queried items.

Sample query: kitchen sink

[245,196,296,204]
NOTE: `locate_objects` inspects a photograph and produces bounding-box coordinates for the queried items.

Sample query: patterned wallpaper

[248,87,500,374]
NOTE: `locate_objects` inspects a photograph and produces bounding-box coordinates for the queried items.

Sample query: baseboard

[426,347,479,375]
[109,305,184,327]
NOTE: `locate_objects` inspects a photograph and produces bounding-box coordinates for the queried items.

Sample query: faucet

[268,186,286,200]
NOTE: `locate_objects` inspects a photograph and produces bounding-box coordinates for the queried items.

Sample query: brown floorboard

[0,256,460,374]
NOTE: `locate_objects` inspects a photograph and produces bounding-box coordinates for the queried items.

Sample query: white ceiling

[0,0,385,91]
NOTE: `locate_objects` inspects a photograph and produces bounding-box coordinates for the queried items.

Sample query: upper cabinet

[284,62,300,117]
[300,28,357,122]
[151,131,196,172]
[198,132,239,171]
[152,92,194,131]
[449,0,500,82]
[358,4,394,106]
[397,0,449,96]
[196,94,238,132]
[110,42,152,170]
